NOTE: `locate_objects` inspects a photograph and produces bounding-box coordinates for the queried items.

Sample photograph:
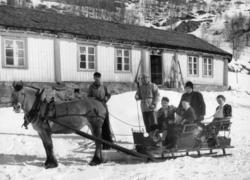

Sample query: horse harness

[22,88,105,129]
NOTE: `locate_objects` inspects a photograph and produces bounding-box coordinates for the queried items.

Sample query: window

[115,49,131,72]
[78,45,96,70]
[3,38,26,68]
[188,56,199,76]
[203,57,213,77]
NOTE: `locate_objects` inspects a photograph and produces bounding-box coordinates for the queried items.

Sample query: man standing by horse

[135,74,160,139]
[88,72,113,149]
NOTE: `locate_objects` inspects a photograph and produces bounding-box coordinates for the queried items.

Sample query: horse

[10,81,111,168]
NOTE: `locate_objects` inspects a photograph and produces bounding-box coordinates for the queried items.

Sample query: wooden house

[0,5,232,88]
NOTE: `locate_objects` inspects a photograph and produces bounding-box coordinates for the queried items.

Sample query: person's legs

[142,112,151,133]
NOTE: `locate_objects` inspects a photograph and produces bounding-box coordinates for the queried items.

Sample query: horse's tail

[101,111,113,149]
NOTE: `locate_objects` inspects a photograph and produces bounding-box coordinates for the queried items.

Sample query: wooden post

[54,38,61,82]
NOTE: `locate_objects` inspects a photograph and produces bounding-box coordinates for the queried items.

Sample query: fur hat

[185,81,193,89]
[93,72,101,77]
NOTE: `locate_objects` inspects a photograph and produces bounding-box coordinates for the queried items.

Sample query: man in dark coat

[88,72,113,149]
[176,81,206,124]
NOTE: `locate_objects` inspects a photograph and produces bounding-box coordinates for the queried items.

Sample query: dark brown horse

[11,82,110,168]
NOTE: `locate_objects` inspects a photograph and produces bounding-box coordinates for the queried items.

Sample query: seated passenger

[212,95,232,122]
[179,98,197,125]
[157,97,176,130]
[206,95,232,147]
[156,97,177,148]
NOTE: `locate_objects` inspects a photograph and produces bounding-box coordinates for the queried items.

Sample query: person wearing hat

[176,81,206,124]
[135,73,160,136]
[88,72,113,149]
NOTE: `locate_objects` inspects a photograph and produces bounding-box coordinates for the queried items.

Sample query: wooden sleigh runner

[132,120,234,159]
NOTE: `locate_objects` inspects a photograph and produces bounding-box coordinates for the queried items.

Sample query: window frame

[114,48,132,73]
[1,37,28,69]
[187,55,199,77]
[77,44,97,72]
[202,56,214,78]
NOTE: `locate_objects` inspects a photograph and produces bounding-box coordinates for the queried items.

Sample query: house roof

[0,5,232,58]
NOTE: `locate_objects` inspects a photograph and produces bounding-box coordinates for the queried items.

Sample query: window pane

[5,40,13,48]
[124,50,129,57]
[193,58,197,63]
[208,58,212,64]
[117,50,122,57]
[18,50,24,58]
[124,58,129,64]
[124,64,129,71]
[18,58,24,66]
[89,62,95,69]
[117,64,122,70]
[80,55,86,62]
[189,69,192,74]
[194,64,197,69]
[6,49,14,57]
[194,70,197,74]
[6,57,14,65]
[80,62,86,69]
[88,47,94,54]
[16,41,24,49]
[88,55,94,62]
[117,57,122,64]
[80,47,86,54]
[188,57,192,62]
[204,58,207,65]
[204,65,207,75]
[209,70,212,76]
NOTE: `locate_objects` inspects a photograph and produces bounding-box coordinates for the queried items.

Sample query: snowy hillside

[1,89,250,179]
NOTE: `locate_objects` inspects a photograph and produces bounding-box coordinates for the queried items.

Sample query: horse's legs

[89,118,103,166]
[38,127,58,169]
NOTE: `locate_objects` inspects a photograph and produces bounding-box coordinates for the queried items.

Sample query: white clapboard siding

[97,45,141,82]
[0,36,55,82]
[178,53,224,85]
[60,40,93,82]
[60,40,141,82]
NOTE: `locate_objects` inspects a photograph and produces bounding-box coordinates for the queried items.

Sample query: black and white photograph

[0,0,249,179]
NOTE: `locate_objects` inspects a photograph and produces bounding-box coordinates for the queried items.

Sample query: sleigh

[132,120,233,159]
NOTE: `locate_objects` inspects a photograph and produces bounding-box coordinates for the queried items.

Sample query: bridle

[13,85,45,127]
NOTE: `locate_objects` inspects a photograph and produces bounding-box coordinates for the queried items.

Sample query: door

[150,55,163,85]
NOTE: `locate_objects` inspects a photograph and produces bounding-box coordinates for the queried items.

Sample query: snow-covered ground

[1,89,250,180]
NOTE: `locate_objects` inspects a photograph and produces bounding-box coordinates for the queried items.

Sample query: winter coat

[157,105,176,129]
[88,82,111,103]
[135,82,160,112]
[177,91,206,121]
[182,107,196,124]
[214,104,232,119]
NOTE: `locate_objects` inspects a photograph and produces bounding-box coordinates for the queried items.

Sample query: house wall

[0,35,55,82]
[161,51,225,86]
[59,39,141,82]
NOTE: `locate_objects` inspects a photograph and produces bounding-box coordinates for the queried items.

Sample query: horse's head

[11,81,38,113]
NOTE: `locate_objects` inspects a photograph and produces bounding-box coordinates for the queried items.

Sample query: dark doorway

[150,55,163,85]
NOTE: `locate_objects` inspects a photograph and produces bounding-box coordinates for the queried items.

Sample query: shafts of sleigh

[49,119,155,162]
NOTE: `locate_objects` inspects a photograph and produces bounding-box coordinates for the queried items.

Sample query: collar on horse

[23,88,45,128]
